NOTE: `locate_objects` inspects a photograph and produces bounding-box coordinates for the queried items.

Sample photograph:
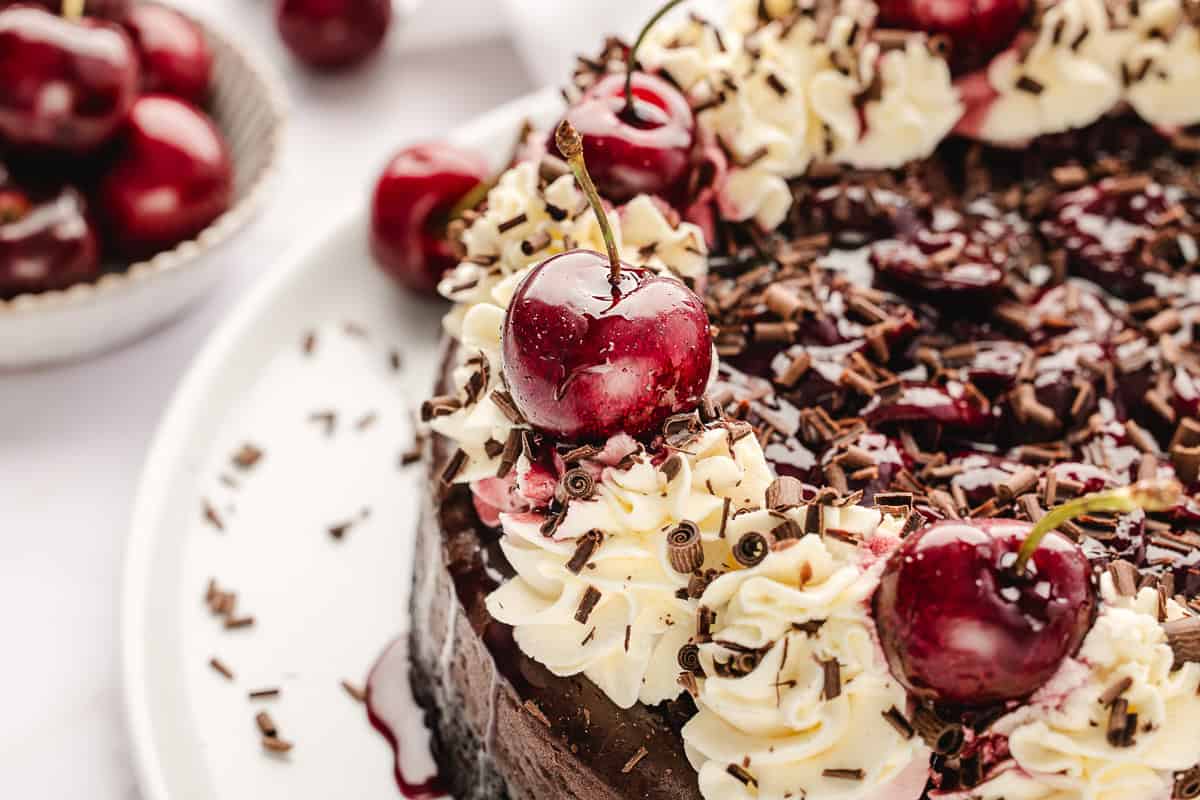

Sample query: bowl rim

[0,2,289,317]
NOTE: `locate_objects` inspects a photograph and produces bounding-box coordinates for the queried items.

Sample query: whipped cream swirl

[683,505,932,800]
[945,575,1200,800]
[485,426,776,709]
[959,0,1200,143]
[1123,0,1200,129]
[639,1,960,230]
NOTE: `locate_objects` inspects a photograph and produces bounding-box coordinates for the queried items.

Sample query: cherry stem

[62,0,85,20]
[623,0,688,117]
[1013,478,1183,574]
[555,120,622,285]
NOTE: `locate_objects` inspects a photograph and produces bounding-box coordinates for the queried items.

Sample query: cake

[384,0,1200,798]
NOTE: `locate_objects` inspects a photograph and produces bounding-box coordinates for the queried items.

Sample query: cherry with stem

[875,477,1183,706]
[500,120,713,441]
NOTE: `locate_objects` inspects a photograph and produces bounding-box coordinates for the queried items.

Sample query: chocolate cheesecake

[381,0,1200,798]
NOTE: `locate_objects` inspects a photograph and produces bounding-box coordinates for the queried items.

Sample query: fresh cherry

[370,143,489,294]
[563,73,694,205]
[875,480,1180,706]
[275,0,392,70]
[500,122,712,441]
[122,3,212,105]
[558,0,694,204]
[96,94,232,258]
[0,4,139,154]
[877,0,1030,73]
[0,182,101,299]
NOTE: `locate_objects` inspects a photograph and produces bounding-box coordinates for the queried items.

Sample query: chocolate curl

[732,530,772,567]
[677,643,704,676]
[560,467,596,501]
[912,705,965,756]
[667,521,704,574]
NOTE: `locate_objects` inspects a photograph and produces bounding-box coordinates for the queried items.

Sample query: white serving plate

[122,87,560,800]
[0,5,286,370]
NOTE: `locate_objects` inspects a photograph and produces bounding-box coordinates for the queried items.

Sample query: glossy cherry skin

[0,6,139,154]
[0,184,101,298]
[878,0,1029,73]
[562,73,694,204]
[275,0,391,70]
[501,250,713,441]
[370,143,488,294]
[123,3,212,105]
[97,94,232,258]
[875,517,1096,706]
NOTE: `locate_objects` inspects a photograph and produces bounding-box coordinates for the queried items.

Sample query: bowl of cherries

[0,0,286,369]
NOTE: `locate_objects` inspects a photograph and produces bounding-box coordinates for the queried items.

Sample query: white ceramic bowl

[0,5,287,371]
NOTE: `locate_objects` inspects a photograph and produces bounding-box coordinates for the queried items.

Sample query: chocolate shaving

[823,769,865,781]
[1164,616,1200,667]
[566,530,604,574]
[766,476,806,509]
[490,390,526,424]
[726,764,757,787]
[232,444,263,470]
[882,706,915,739]
[913,705,965,756]
[575,586,602,624]
[821,658,842,700]
[209,658,234,680]
[621,747,648,774]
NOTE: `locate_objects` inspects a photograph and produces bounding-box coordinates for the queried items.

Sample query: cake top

[421,0,1200,797]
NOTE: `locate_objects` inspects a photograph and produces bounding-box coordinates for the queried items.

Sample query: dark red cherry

[875,517,1096,705]
[97,94,232,258]
[864,380,992,433]
[878,0,1030,73]
[1041,179,1187,300]
[561,72,694,204]
[122,3,212,105]
[275,0,391,70]
[501,249,712,441]
[0,183,101,298]
[370,142,488,295]
[0,5,139,154]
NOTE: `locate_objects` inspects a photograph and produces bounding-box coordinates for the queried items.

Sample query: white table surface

[0,2,534,796]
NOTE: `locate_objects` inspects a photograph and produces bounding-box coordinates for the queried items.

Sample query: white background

[0,2,541,796]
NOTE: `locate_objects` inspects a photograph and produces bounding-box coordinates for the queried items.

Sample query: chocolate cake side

[409,343,703,800]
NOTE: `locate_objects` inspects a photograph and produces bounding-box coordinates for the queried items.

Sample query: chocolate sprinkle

[575,586,602,624]
[566,530,604,574]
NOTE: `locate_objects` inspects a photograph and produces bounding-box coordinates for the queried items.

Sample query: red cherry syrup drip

[365,637,448,799]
